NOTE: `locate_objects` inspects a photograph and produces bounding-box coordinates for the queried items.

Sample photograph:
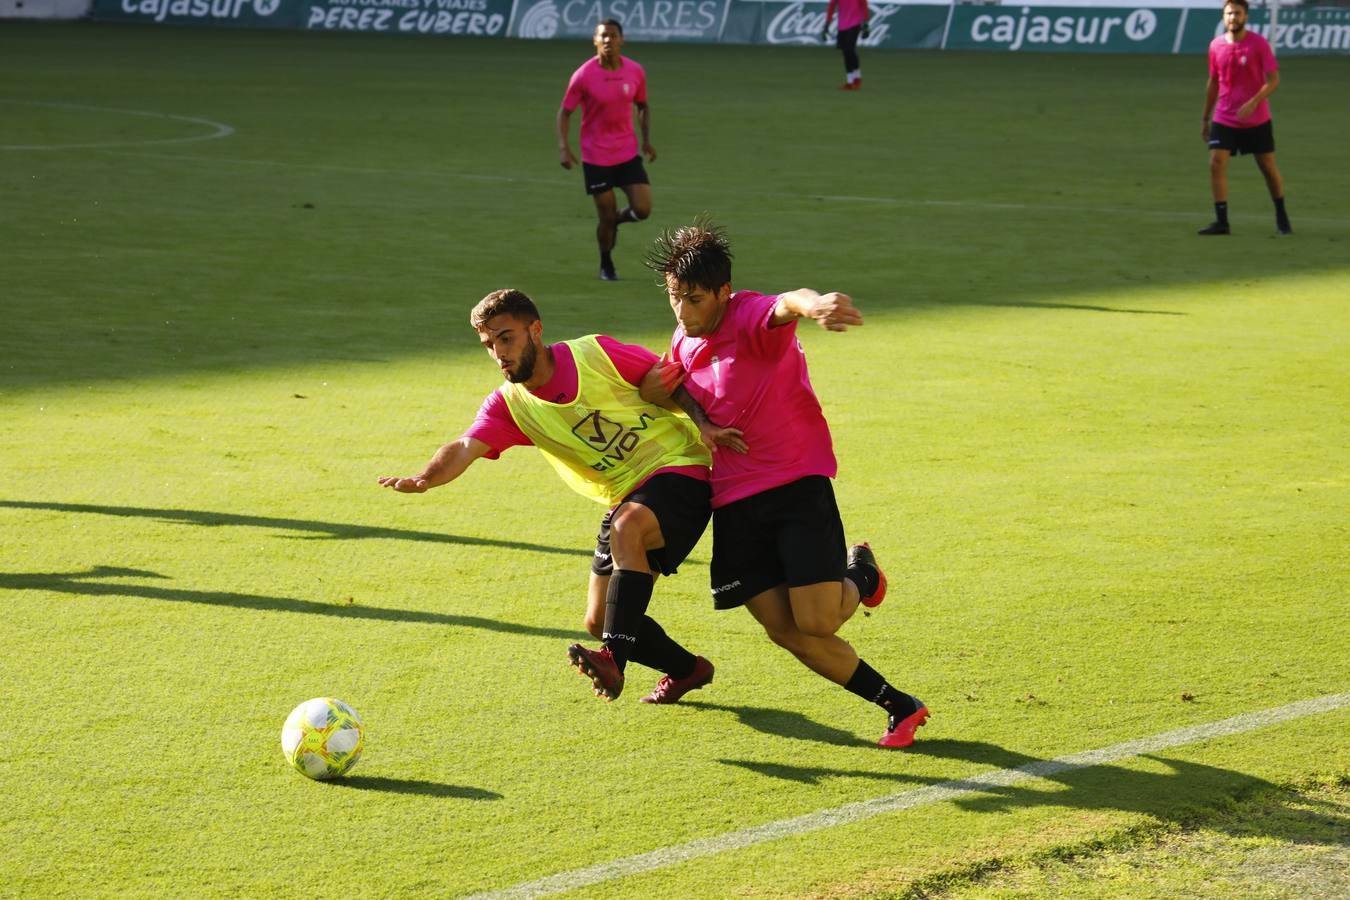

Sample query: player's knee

[631,204,651,221]
[792,612,839,640]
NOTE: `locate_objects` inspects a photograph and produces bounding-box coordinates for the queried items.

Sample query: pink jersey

[562,57,647,167]
[826,0,868,32]
[464,337,707,489]
[671,291,837,509]
[1209,31,1278,128]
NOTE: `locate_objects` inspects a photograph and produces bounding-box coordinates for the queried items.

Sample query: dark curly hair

[644,218,734,292]
[471,288,539,329]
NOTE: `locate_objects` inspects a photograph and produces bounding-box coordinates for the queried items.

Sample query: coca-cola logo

[766,2,899,46]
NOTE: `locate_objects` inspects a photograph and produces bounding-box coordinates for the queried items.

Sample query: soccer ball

[280,697,365,780]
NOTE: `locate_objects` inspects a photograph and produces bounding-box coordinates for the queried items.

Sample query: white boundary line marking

[0,100,235,151]
[469,692,1350,899]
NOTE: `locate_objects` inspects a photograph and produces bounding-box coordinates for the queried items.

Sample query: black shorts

[591,472,711,577]
[582,156,649,196]
[1207,120,1275,156]
[708,475,846,610]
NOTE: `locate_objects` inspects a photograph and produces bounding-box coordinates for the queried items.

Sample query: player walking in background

[378,289,742,705]
[642,221,930,749]
[557,19,657,280]
[1199,0,1291,235]
[821,0,870,90]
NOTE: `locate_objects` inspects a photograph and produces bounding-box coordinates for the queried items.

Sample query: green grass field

[2,20,1347,897]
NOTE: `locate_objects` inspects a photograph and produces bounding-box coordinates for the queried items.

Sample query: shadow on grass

[326,776,503,800]
[721,737,1349,847]
[0,500,583,558]
[681,700,867,748]
[0,566,581,640]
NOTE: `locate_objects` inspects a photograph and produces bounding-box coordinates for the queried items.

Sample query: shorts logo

[711,579,742,595]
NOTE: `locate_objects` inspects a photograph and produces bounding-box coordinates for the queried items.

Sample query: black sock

[600,250,614,270]
[846,560,879,600]
[1274,196,1290,225]
[1215,201,1229,225]
[844,660,920,719]
[601,569,653,671]
[627,617,697,679]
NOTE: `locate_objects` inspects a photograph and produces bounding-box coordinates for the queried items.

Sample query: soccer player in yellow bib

[378,289,743,704]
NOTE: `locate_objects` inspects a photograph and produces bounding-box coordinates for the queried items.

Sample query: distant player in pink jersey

[1199,0,1291,235]
[822,0,870,90]
[378,289,744,705]
[556,19,656,281]
[641,221,930,749]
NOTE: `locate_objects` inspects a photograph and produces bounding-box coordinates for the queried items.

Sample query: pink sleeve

[1262,38,1279,72]
[634,64,647,104]
[1208,44,1218,79]
[740,292,797,358]
[596,335,659,385]
[562,65,585,112]
[461,390,532,459]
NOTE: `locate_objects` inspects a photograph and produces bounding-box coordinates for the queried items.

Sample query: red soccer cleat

[567,643,624,701]
[641,656,714,704]
[878,704,929,749]
[849,542,887,609]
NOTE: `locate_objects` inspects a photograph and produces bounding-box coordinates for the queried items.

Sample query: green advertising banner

[1178,6,1350,56]
[85,1,1350,55]
[505,0,730,42]
[945,5,1182,54]
[91,0,301,27]
[718,0,947,50]
[304,0,509,35]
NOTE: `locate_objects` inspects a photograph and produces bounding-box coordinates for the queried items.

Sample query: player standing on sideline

[1199,0,1291,235]
[378,289,742,704]
[642,221,930,749]
[557,19,656,281]
[821,0,870,90]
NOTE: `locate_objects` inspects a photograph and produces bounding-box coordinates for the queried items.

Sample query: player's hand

[862,20,871,38]
[643,141,657,163]
[820,28,830,42]
[1237,100,1258,120]
[377,475,430,493]
[700,423,748,455]
[809,292,864,332]
[560,147,577,170]
[1201,121,1210,143]
[640,354,683,404]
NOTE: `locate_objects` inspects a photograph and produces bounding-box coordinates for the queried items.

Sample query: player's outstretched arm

[772,289,864,332]
[377,436,492,493]
[557,106,578,169]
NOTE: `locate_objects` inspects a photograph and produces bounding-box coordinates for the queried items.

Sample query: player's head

[1223,0,1248,32]
[472,289,544,384]
[645,219,735,338]
[594,19,624,61]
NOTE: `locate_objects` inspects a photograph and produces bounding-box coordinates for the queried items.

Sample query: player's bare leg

[1255,152,1292,234]
[1200,148,1232,235]
[592,189,620,279]
[746,587,927,746]
[615,182,651,226]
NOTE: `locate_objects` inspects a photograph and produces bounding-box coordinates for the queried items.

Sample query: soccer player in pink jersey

[821,0,870,90]
[378,289,745,705]
[1199,0,1291,235]
[642,221,930,749]
[556,19,657,281]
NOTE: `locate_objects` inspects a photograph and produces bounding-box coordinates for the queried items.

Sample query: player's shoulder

[622,56,646,76]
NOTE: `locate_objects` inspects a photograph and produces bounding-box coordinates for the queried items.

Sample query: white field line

[0,100,234,150]
[468,691,1350,900]
[70,149,1350,226]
